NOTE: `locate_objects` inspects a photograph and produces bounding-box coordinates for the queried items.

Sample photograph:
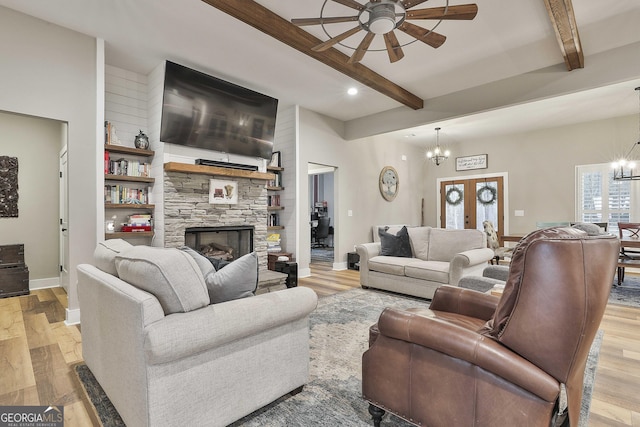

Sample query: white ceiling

[1,0,639,144]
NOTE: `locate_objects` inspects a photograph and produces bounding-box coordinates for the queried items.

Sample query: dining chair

[616,222,640,286]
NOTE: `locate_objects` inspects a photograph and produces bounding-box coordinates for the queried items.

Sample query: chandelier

[612,87,640,181]
[427,127,450,166]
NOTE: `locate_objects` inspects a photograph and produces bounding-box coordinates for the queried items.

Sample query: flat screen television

[160,61,278,160]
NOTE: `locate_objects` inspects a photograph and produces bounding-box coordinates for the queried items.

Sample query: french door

[440,176,505,235]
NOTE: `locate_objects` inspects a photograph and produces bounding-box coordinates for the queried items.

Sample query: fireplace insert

[185,226,254,262]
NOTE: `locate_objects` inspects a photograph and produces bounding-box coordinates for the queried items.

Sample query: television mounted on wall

[160,61,278,160]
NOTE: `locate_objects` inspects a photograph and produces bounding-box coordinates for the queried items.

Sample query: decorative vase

[134,130,149,150]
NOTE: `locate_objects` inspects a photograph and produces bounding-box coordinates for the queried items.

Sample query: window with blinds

[577,163,634,234]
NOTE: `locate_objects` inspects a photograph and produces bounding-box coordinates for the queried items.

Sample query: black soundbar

[195,159,259,171]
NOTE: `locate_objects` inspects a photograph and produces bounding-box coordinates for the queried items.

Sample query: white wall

[298,107,425,275]
[272,105,297,255]
[0,112,63,285]
[0,6,98,322]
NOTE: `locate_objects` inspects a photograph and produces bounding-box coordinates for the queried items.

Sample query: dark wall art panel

[0,156,18,217]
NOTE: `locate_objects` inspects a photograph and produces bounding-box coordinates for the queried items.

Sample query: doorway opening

[308,163,336,264]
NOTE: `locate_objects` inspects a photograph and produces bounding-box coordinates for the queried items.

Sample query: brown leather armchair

[362,227,619,427]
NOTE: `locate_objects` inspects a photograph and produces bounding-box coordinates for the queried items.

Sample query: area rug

[310,247,334,263]
[609,275,640,307]
[74,288,602,427]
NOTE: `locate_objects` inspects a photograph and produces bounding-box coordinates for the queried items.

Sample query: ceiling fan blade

[312,26,363,52]
[331,0,365,11]
[402,0,431,9]
[398,21,446,48]
[348,32,376,64]
[292,16,359,26]
[407,4,478,20]
[384,31,405,62]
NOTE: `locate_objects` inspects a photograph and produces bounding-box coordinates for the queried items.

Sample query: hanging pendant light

[427,127,450,166]
[612,87,640,181]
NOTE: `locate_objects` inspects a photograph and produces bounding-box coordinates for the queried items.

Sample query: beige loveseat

[77,240,318,427]
[356,225,494,299]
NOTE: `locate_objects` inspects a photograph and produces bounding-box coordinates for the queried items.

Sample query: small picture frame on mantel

[456,154,488,171]
[269,151,281,168]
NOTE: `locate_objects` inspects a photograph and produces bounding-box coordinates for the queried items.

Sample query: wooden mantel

[164,162,275,181]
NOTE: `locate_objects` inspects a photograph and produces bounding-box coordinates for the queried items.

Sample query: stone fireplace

[163,167,270,270]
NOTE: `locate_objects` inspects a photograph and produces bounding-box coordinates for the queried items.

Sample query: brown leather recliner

[362,227,619,427]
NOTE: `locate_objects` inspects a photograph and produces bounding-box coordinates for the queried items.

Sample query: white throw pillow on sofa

[115,246,210,314]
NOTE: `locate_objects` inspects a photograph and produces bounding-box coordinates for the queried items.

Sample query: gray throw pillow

[93,239,133,276]
[379,226,413,257]
[571,222,603,236]
[205,252,258,303]
[179,246,215,276]
[115,246,210,314]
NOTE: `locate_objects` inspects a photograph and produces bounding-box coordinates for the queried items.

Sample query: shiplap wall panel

[105,65,148,147]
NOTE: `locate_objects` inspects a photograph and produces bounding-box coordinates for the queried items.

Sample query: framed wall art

[269,151,281,168]
[456,154,488,171]
[209,179,238,204]
[0,156,19,217]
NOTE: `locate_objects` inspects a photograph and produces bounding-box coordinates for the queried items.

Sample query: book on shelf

[268,194,281,206]
[267,172,281,188]
[127,214,152,226]
[121,225,152,232]
[104,184,149,204]
[268,213,279,227]
[267,233,281,242]
[108,158,150,177]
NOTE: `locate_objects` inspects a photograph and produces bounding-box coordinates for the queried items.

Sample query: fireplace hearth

[185,226,254,262]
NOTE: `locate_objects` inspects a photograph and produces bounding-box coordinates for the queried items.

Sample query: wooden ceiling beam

[543,0,584,70]
[200,0,424,110]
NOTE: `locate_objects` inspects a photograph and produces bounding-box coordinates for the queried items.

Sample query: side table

[347,252,360,270]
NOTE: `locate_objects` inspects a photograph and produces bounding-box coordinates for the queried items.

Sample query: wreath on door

[476,184,497,206]
[445,187,464,206]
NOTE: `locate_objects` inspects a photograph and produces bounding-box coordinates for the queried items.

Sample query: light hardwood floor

[1,264,638,426]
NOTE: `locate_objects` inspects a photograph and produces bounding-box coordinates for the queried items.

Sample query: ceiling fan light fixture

[368,4,397,34]
[292,0,478,63]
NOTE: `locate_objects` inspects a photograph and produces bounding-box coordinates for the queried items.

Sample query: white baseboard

[65,308,81,326]
[29,277,60,290]
[299,267,311,278]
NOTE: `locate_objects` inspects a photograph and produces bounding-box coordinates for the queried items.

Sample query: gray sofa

[356,225,494,299]
[77,240,318,427]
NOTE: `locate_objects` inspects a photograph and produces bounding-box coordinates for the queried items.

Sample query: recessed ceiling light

[404,133,416,138]
[347,87,358,96]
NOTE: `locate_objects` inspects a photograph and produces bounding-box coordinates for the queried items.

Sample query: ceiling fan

[292,0,478,64]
